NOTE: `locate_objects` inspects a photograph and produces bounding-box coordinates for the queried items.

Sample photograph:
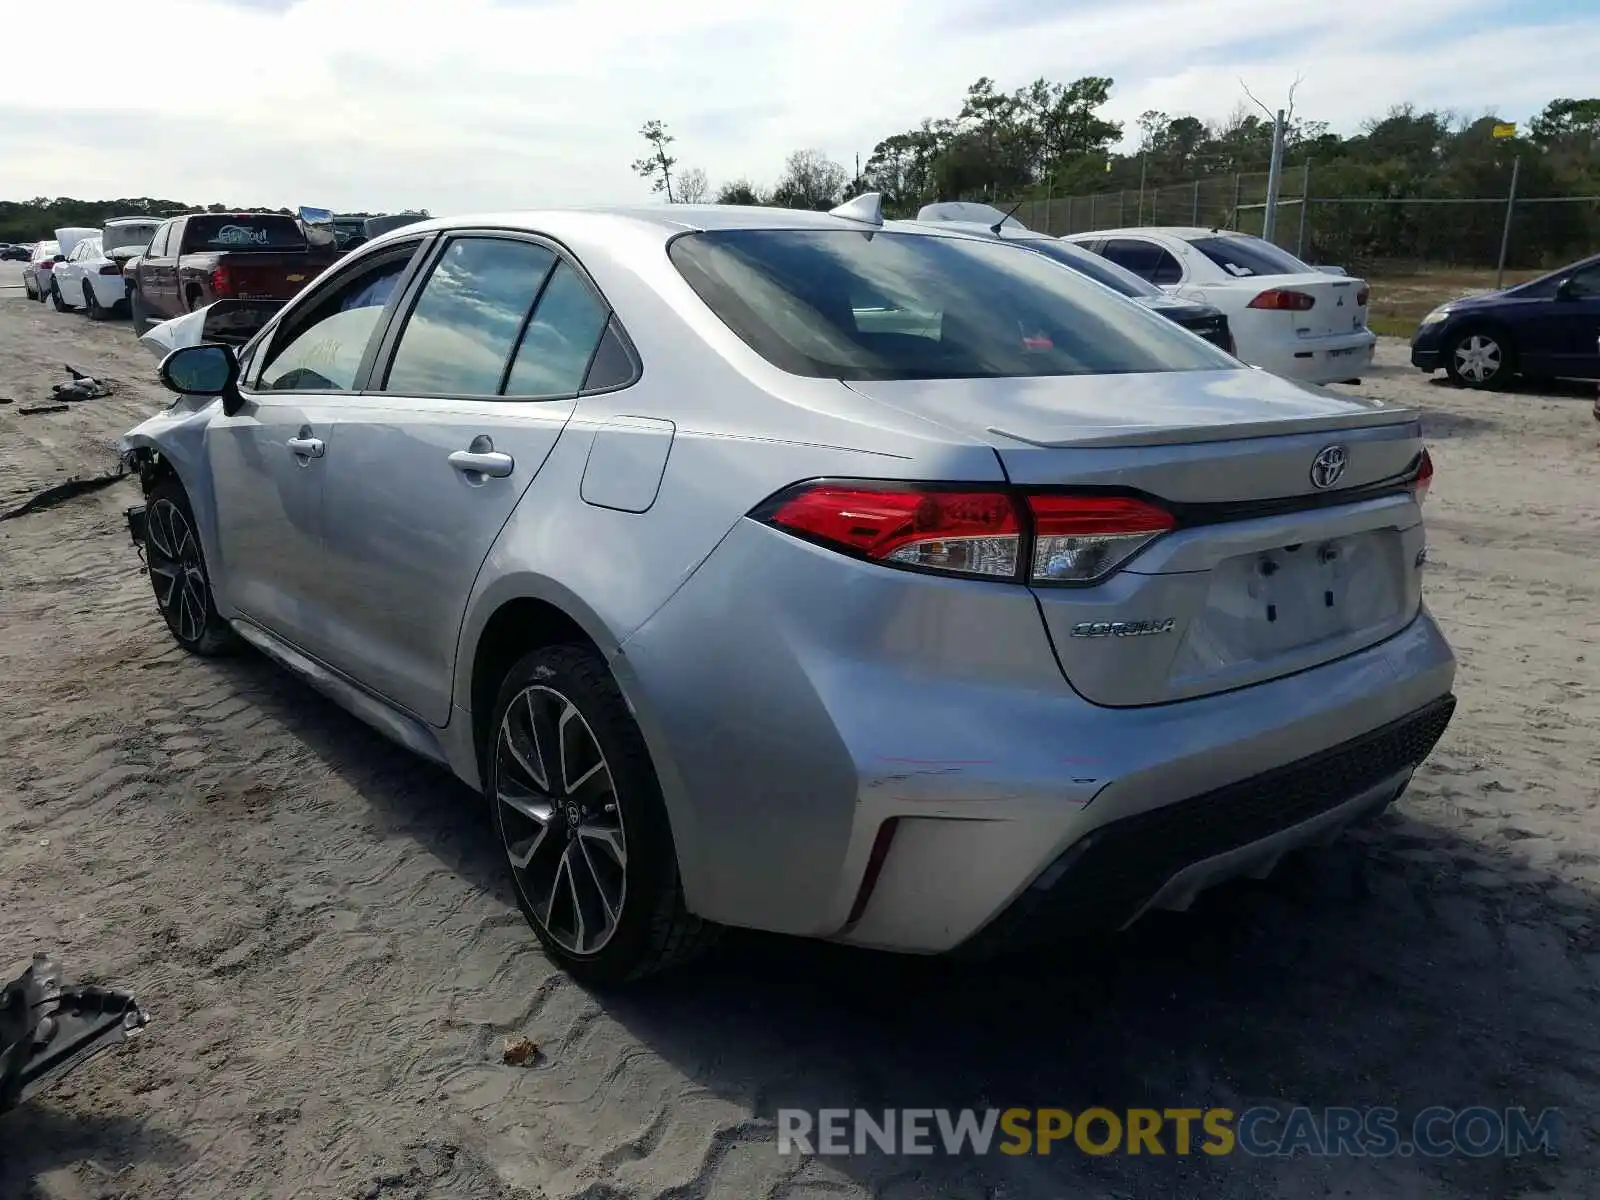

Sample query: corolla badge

[1070,618,1176,639]
[1310,444,1348,489]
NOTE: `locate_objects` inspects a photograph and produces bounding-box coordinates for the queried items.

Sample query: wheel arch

[118,414,230,610]
[454,577,701,908]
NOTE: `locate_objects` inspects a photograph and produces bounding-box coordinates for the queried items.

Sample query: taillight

[211,265,232,296]
[39,260,54,270]
[1028,494,1176,584]
[98,262,122,276]
[1355,286,1370,307]
[753,482,1175,585]
[1247,288,1316,311]
[761,484,1021,578]
[1412,447,1433,505]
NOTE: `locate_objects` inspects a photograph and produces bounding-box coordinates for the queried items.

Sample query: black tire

[486,644,717,985]
[142,477,237,656]
[50,280,74,312]
[129,288,150,335]
[23,276,35,300]
[1443,326,1513,390]
[185,288,205,313]
[84,282,108,321]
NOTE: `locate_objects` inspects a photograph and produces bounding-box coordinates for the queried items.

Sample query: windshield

[669,230,1236,381]
[103,222,159,253]
[1012,238,1161,298]
[1190,235,1315,278]
[182,215,307,253]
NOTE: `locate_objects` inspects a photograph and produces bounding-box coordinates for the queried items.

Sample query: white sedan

[1063,228,1376,384]
[50,235,128,319]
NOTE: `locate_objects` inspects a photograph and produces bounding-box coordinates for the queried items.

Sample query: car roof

[104,215,160,225]
[1068,227,1257,242]
[892,218,1055,243]
[388,204,1011,241]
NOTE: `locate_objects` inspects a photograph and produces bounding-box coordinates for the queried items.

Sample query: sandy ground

[1,259,1598,1199]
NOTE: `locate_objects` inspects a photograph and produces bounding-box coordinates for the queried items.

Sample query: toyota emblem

[1310,445,1347,489]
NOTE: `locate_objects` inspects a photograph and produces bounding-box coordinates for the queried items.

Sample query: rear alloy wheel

[1445,329,1511,389]
[50,280,73,312]
[84,282,108,321]
[489,645,717,984]
[142,479,236,656]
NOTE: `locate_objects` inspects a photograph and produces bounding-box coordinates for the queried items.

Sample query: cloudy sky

[1,0,1594,214]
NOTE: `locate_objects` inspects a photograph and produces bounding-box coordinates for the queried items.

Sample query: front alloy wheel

[142,480,235,655]
[495,685,629,955]
[1447,331,1508,389]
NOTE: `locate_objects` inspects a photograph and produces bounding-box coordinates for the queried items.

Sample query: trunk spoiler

[0,953,146,1115]
[140,299,286,360]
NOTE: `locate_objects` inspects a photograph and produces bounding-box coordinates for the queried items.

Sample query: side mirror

[1555,276,1578,301]
[159,343,243,414]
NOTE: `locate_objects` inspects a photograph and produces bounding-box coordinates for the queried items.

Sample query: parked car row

[119,194,1455,983]
[12,208,429,335]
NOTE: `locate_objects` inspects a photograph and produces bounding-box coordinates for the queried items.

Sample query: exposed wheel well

[128,447,181,496]
[469,598,601,772]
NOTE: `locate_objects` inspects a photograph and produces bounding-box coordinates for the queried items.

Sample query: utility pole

[1496,156,1521,290]
[1262,108,1286,241]
[1296,160,1311,258]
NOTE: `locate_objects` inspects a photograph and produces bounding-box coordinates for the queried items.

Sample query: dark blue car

[1410,252,1600,388]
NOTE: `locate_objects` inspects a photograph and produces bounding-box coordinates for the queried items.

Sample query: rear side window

[1190,235,1314,278]
[181,214,307,253]
[104,223,158,254]
[669,229,1233,381]
[1020,239,1158,297]
[504,261,610,396]
[382,237,557,396]
[1101,239,1182,285]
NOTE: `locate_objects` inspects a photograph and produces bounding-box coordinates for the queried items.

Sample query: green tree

[631,120,678,202]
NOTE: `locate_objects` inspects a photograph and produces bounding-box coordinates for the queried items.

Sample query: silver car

[119,196,1456,984]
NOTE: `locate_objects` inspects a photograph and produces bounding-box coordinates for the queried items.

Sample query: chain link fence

[1000,165,1600,276]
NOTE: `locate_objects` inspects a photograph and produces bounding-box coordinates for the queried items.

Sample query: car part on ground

[0,953,146,1116]
[1062,227,1376,383]
[118,198,1456,984]
[1409,252,1600,389]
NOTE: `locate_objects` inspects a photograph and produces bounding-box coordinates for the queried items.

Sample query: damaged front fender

[0,954,146,1116]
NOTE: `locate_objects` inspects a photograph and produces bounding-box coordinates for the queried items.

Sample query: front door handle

[286,435,324,459]
[448,435,514,479]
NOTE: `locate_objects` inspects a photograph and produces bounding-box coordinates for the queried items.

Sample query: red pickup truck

[128,212,332,333]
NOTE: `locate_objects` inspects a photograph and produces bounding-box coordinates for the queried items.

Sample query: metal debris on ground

[52,378,111,402]
[501,1036,540,1066]
[17,403,69,415]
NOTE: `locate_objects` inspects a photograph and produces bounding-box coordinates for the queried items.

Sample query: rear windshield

[103,223,159,253]
[1014,238,1159,298]
[668,230,1234,381]
[1190,235,1314,278]
[181,215,307,253]
[33,241,58,261]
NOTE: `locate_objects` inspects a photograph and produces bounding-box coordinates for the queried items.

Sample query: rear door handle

[286,436,324,459]
[448,435,514,479]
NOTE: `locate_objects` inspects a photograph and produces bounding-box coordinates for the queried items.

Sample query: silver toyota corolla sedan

[119,195,1456,984]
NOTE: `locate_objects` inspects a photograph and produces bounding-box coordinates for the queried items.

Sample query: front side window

[504,260,610,396]
[1565,261,1600,298]
[382,237,557,396]
[256,255,413,392]
[147,223,171,258]
[1190,235,1314,278]
[669,229,1235,381]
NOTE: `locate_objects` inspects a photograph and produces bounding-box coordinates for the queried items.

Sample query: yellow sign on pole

[1492,122,1517,139]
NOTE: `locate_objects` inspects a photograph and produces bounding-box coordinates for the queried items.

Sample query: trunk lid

[842,370,1425,706]
[1207,272,1369,339]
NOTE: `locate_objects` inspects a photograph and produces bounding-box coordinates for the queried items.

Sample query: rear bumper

[618,518,1458,954]
[958,695,1454,955]
[1250,331,1377,384]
